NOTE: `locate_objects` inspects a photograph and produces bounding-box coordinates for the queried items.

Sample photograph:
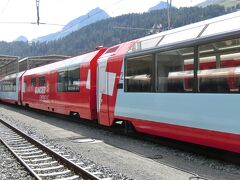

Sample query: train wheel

[123,121,134,135]
[69,111,80,121]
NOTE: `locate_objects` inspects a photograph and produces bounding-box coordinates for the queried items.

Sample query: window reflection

[198,38,240,93]
[58,67,80,92]
[125,55,154,92]
[157,47,194,92]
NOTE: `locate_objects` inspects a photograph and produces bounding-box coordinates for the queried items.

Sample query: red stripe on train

[115,115,240,153]
[0,98,17,104]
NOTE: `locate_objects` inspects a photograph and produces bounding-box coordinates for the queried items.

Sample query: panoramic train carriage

[0,71,24,104]
[22,48,106,120]
[98,12,240,153]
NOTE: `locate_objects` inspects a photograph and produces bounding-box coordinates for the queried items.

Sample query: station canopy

[0,55,70,79]
[0,55,19,68]
[0,55,19,79]
[18,55,70,72]
[128,11,240,53]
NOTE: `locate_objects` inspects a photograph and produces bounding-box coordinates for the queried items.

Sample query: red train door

[97,60,110,126]
[18,72,26,105]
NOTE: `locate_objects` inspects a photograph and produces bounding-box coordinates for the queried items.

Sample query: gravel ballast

[0,142,34,180]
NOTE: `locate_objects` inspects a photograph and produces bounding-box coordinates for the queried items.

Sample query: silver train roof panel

[128,11,240,53]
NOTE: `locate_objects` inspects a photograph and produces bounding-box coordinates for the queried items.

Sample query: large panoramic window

[125,37,240,94]
[198,38,240,93]
[125,54,154,92]
[156,47,194,92]
[57,67,80,92]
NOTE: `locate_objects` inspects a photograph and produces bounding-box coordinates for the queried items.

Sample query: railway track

[0,119,111,180]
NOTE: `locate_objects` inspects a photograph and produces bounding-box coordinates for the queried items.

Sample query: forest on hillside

[0,4,237,57]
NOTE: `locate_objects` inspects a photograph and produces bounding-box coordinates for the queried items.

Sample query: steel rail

[0,137,41,179]
[0,118,104,180]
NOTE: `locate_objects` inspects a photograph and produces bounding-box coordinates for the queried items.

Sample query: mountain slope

[148,1,169,11]
[34,7,110,42]
[0,5,228,57]
[197,0,240,8]
[14,36,28,42]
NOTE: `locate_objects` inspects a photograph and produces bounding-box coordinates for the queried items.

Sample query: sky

[0,0,206,42]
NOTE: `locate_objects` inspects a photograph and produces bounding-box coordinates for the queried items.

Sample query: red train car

[22,48,106,120]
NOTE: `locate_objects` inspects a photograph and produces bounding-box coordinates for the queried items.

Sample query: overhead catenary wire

[0,0,11,18]
[0,0,125,28]
[0,21,65,26]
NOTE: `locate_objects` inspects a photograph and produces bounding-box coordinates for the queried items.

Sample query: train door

[18,72,25,105]
[18,75,22,105]
[97,58,110,126]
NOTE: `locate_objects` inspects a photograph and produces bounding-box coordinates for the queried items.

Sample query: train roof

[23,50,102,76]
[128,11,240,54]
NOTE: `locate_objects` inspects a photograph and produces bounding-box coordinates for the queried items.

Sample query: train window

[39,76,46,86]
[128,36,163,53]
[58,70,67,92]
[201,16,240,37]
[57,67,80,92]
[12,79,16,92]
[67,67,80,92]
[125,54,154,92]
[31,77,36,87]
[23,80,26,93]
[198,38,240,93]
[156,47,194,92]
[159,25,205,46]
[105,46,120,54]
[0,79,16,92]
